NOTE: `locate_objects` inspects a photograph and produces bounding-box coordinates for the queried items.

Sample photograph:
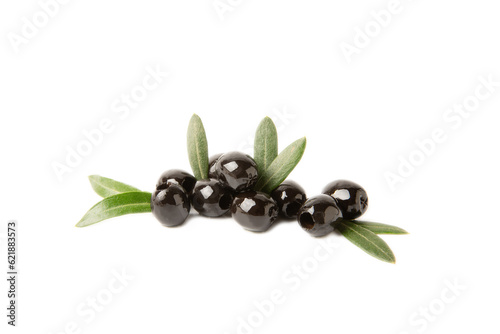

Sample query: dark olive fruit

[208,153,223,179]
[231,191,278,232]
[215,152,258,192]
[271,180,307,219]
[151,184,191,227]
[156,169,196,194]
[297,194,343,237]
[322,180,368,220]
[191,179,234,217]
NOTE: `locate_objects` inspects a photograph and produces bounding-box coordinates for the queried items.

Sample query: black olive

[151,184,191,227]
[191,179,234,217]
[271,180,306,219]
[231,191,278,232]
[297,194,342,237]
[322,180,368,220]
[156,169,196,194]
[215,152,258,192]
[208,153,223,179]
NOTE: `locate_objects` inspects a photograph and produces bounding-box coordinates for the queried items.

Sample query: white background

[1,1,500,333]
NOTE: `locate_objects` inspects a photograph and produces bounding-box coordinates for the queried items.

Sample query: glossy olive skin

[215,152,258,192]
[208,153,223,179]
[271,181,307,219]
[151,184,191,227]
[156,169,197,194]
[297,194,343,237]
[231,192,278,232]
[322,180,368,220]
[191,179,234,217]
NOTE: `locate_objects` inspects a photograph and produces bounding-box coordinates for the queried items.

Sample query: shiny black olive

[270,180,306,219]
[231,191,278,232]
[297,194,342,237]
[215,152,258,192]
[191,179,234,217]
[208,153,223,179]
[151,184,191,227]
[322,180,368,220]
[156,169,196,194]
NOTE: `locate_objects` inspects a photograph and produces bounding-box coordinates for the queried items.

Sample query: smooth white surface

[1,1,499,333]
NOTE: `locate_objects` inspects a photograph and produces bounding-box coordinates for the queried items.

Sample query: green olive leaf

[337,220,396,264]
[187,114,209,180]
[89,175,141,198]
[255,137,306,193]
[254,117,278,174]
[76,192,152,227]
[350,220,408,235]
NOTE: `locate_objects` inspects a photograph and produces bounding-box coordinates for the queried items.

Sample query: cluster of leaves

[76,114,407,264]
[187,114,306,193]
[76,176,151,228]
[336,220,407,263]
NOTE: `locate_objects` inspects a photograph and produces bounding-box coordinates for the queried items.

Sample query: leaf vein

[340,222,393,259]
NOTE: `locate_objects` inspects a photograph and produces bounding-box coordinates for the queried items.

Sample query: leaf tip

[381,252,396,264]
[387,251,396,264]
[294,136,307,148]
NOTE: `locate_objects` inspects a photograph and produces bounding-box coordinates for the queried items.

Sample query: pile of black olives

[151,151,368,237]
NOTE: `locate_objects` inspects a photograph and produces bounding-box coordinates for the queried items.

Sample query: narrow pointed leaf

[337,220,396,264]
[89,175,141,198]
[351,220,408,235]
[76,192,152,227]
[254,117,278,173]
[187,114,209,180]
[255,137,306,193]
